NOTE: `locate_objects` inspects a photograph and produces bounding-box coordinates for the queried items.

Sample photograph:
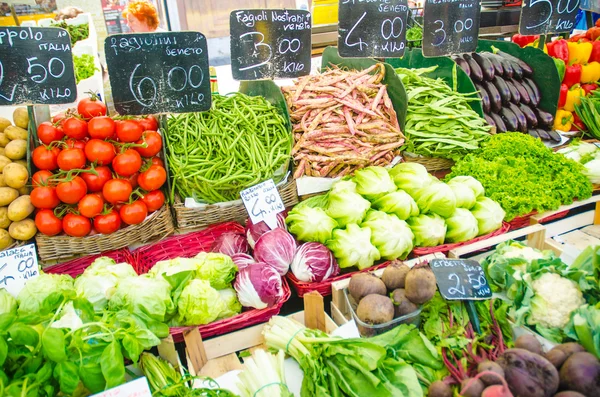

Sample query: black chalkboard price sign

[429,258,492,300]
[230,9,312,80]
[104,32,211,115]
[338,0,409,58]
[422,0,481,57]
[519,0,580,35]
[0,27,76,106]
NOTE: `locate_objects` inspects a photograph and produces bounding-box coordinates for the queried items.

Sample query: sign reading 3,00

[104,32,211,115]
[338,0,409,58]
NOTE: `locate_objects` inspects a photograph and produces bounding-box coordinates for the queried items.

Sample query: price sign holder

[430,258,492,333]
[240,179,285,229]
[91,376,152,397]
[229,9,312,80]
[422,0,481,57]
[0,27,77,106]
[519,0,580,35]
[338,0,409,58]
[0,244,39,298]
[104,32,211,115]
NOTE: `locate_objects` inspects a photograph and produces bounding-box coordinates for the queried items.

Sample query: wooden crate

[330,253,444,326]
[158,291,336,379]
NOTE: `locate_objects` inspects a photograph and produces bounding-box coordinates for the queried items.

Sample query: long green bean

[165,93,292,204]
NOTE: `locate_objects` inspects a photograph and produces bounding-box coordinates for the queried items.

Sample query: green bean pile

[396,66,492,160]
[165,93,292,204]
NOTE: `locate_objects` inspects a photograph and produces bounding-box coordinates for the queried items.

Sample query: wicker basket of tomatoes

[31,94,175,263]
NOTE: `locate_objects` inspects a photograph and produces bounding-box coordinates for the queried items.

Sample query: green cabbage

[326,189,371,227]
[352,166,396,199]
[17,273,75,316]
[447,176,484,198]
[407,214,447,247]
[286,205,338,244]
[361,210,414,260]
[446,176,484,209]
[216,288,242,320]
[0,289,16,316]
[194,252,238,289]
[445,208,479,243]
[176,279,224,326]
[389,162,431,196]
[331,180,358,193]
[413,182,456,218]
[85,257,138,279]
[471,197,505,236]
[109,275,175,323]
[371,190,419,220]
[327,224,381,270]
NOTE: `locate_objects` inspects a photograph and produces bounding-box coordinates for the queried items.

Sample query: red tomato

[35,209,62,236]
[138,115,159,131]
[151,157,164,168]
[56,176,87,204]
[137,165,166,191]
[63,213,91,237]
[135,131,162,158]
[32,146,60,171]
[63,117,88,140]
[141,190,165,212]
[102,179,132,204]
[120,200,148,225]
[52,112,66,125]
[81,166,112,192]
[115,120,143,143]
[78,194,104,218]
[31,186,60,209]
[94,210,121,234]
[32,170,54,187]
[37,121,64,145]
[57,148,86,171]
[77,95,107,119]
[88,116,115,139]
[65,138,86,150]
[84,139,116,166]
[126,172,139,190]
[112,149,142,177]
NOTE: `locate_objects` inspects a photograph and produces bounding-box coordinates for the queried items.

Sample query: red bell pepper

[582,83,599,96]
[597,18,600,27]
[563,64,582,87]
[512,34,539,47]
[590,41,600,63]
[568,34,590,42]
[558,84,568,107]
[548,39,569,63]
[587,27,600,41]
[571,112,587,132]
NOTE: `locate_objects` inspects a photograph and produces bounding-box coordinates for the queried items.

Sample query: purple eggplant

[483,80,502,113]
[493,76,511,105]
[472,53,495,81]
[475,83,491,114]
[534,108,554,128]
[501,58,514,79]
[523,78,541,104]
[508,103,527,132]
[547,130,562,142]
[482,52,504,76]
[536,129,551,140]
[528,129,540,139]
[500,107,519,131]
[523,81,539,107]
[512,80,531,105]
[490,112,507,133]
[484,114,496,127]
[496,50,533,76]
[506,80,521,104]
[519,103,538,128]
[464,54,483,82]
[453,55,471,76]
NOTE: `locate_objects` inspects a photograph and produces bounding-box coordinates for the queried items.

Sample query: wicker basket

[508,210,570,230]
[172,178,299,232]
[36,205,175,263]
[402,152,455,172]
[43,248,134,276]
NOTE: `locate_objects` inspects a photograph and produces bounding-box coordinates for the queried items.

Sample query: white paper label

[91,377,152,397]
[0,244,39,297]
[240,179,285,229]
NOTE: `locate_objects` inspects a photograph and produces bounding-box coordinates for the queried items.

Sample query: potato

[12,108,29,129]
[14,160,27,169]
[17,186,30,195]
[0,148,6,157]
[9,219,36,240]
[0,187,19,206]
[8,195,34,222]
[4,125,27,141]
[4,140,26,160]
[0,174,7,188]
[0,133,9,148]
[0,118,10,132]
[0,207,11,229]
[0,230,14,250]
[0,156,10,172]
[3,163,28,189]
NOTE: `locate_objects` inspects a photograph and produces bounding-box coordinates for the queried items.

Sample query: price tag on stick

[338,0,409,58]
[0,27,76,106]
[104,32,211,115]
[0,244,39,298]
[519,0,580,35]
[422,0,481,57]
[230,9,312,80]
[240,179,285,229]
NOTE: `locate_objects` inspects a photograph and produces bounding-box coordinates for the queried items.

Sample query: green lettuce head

[352,166,396,199]
[471,197,505,236]
[407,214,447,247]
[194,252,238,289]
[17,273,75,317]
[413,182,457,218]
[327,223,381,270]
[176,279,224,326]
[109,275,175,323]
[331,180,358,193]
[371,190,419,220]
[149,257,199,278]
[286,205,338,244]
[446,176,485,209]
[0,289,16,316]
[361,210,414,260]
[326,189,371,227]
[216,288,242,320]
[445,208,479,243]
[447,176,484,198]
[389,162,431,196]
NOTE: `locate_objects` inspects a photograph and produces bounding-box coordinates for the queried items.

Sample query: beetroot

[558,352,600,396]
[497,348,559,397]
[554,392,586,397]
[482,384,514,397]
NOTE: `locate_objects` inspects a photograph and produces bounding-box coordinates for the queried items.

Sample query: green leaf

[122,334,143,363]
[8,323,39,347]
[24,354,43,374]
[101,340,125,389]
[36,361,54,384]
[0,313,15,333]
[0,338,7,366]
[42,328,67,362]
[79,363,106,394]
[53,361,80,395]
[72,297,95,323]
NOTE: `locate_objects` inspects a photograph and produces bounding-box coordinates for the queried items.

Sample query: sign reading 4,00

[104,32,211,115]
[338,0,409,58]
[519,0,580,35]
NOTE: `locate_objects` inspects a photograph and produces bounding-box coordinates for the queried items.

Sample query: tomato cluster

[30,95,167,238]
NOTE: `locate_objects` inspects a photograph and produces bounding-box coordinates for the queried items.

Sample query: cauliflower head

[528,273,585,329]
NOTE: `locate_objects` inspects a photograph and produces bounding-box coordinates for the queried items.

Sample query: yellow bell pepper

[564,86,585,112]
[554,109,573,131]
[526,40,548,53]
[581,62,600,83]
[568,42,593,65]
